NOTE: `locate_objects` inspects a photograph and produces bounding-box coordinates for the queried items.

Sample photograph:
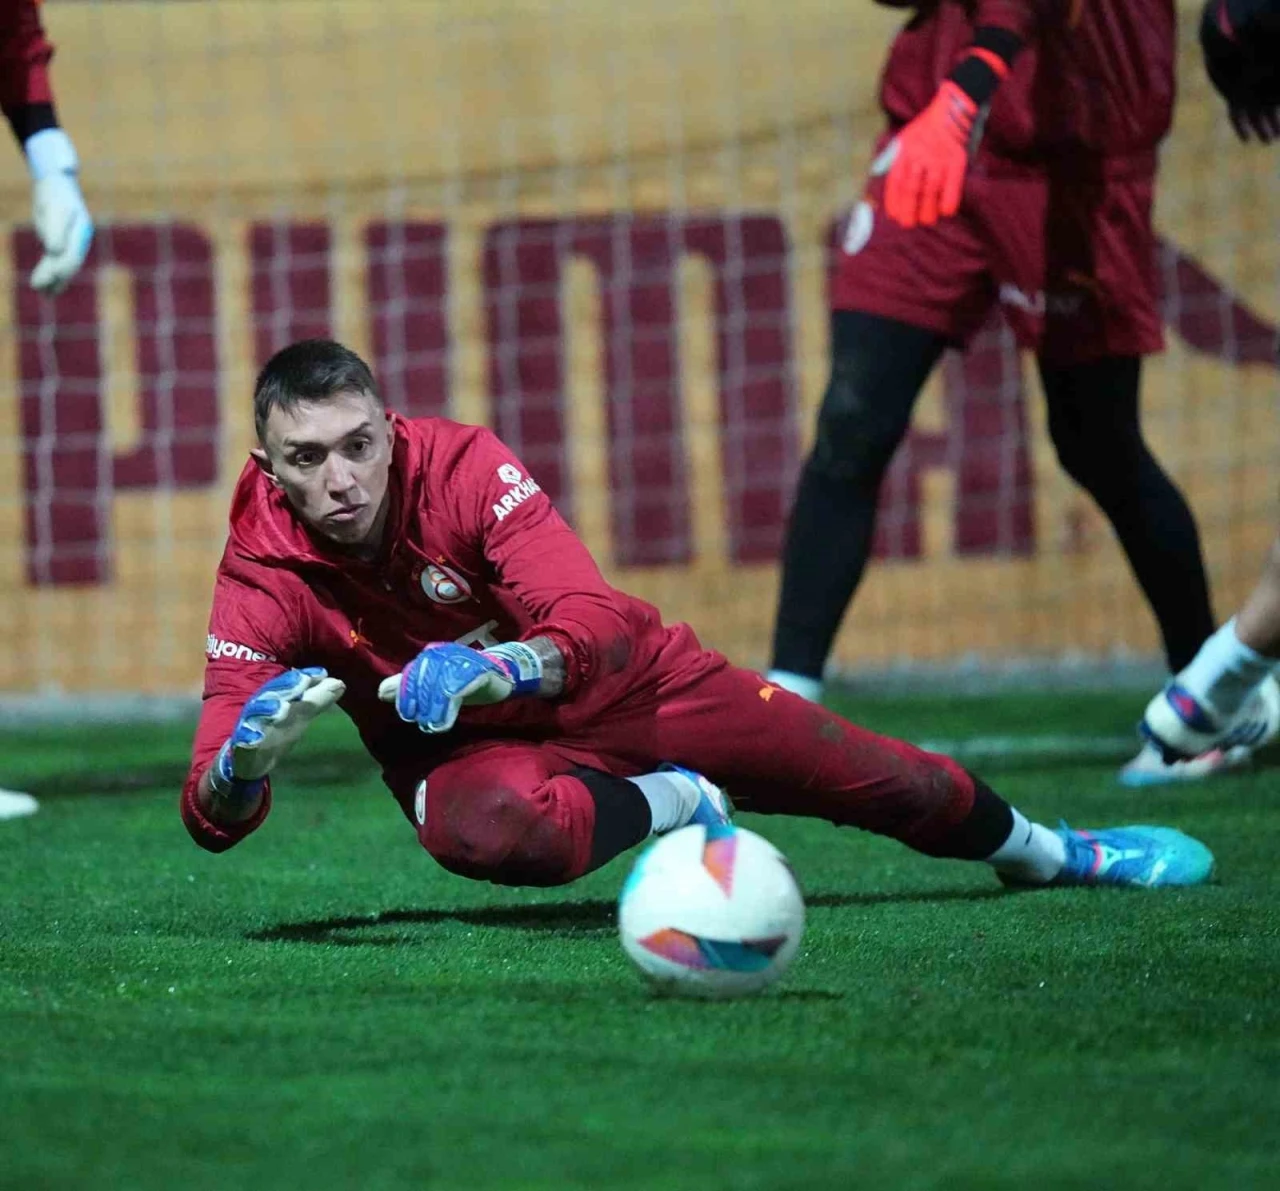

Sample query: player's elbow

[599,620,634,676]
[582,604,635,680]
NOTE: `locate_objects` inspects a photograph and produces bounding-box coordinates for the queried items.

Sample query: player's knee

[810,354,911,484]
[1048,418,1110,488]
[1053,434,1149,495]
[420,778,581,888]
[896,754,984,858]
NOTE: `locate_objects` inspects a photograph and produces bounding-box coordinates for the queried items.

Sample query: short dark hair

[253,339,383,441]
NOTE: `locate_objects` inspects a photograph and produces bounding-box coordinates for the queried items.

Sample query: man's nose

[323,455,357,495]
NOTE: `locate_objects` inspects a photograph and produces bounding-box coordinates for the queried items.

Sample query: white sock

[985,807,1066,884]
[1177,618,1277,721]
[766,669,823,703]
[629,771,700,834]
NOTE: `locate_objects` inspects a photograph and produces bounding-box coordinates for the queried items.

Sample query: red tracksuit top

[0,0,54,114]
[878,0,1176,171]
[181,414,705,852]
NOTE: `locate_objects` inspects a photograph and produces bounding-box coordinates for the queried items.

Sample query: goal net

[1,0,1277,699]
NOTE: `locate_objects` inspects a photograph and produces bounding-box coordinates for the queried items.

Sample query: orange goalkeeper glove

[882,32,1022,229]
[883,81,980,229]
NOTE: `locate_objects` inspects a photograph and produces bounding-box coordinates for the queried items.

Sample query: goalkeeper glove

[882,32,1021,229]
[378,641,543,734]
[24,128,94,296]
[883,82,980,229]
[211,667,346,800]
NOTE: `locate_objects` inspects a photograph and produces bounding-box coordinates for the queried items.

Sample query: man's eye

[293,453,319,468]
[349,439,371,457]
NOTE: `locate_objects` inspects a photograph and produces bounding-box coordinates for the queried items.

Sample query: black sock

[574,767,652,872]
[771,312,947,677]
[940,778,1016,860]
[5,102,57,146]
[1040,356,1215,671]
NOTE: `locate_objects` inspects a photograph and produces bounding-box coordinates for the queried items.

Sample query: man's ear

[384,410,395,448]
[250,447,282,487]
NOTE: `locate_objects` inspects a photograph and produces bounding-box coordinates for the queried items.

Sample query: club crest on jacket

[419,560,472,605]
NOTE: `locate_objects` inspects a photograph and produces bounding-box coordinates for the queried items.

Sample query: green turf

[2,691,1278,1191]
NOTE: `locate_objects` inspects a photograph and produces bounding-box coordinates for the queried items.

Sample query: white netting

[0,0,1276,697]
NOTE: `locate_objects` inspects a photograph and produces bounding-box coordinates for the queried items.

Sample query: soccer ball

[617,823,805,999]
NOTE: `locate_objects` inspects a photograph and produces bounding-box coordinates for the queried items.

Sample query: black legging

[771,310,1214,677]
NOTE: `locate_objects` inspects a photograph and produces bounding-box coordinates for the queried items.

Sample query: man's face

[254,390,395,550]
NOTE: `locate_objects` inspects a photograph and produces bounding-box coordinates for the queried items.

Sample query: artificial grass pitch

[1,692,1277,1191]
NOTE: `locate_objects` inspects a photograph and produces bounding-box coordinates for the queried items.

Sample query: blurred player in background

[1136,0,1280,777]
[0,0,95,822]
[766,0,1225,785]
[181,338,1214,893]
[2,0,92,294]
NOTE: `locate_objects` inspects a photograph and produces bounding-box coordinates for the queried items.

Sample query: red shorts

[830,142,1164,365]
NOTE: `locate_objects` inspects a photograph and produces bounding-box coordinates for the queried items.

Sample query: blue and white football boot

[1046,823,1214,888]
[659,763,733,829]
[999,822,1215,889]
[1120,674,1280,787]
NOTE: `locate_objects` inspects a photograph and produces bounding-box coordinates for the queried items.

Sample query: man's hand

[379,642,543,734]
[213,667,346,793]
[24,129,94,296]
[883,81,980,229]
[1201,0,1280,143]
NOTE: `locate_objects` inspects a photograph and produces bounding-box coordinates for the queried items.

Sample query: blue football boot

[1050,823,1215,888]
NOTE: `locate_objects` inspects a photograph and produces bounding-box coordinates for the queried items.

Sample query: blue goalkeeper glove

[211,667,346,799]
[378,642,543,734]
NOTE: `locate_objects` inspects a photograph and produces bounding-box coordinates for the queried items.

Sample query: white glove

[213,667,346,793]
[25,128,94,296]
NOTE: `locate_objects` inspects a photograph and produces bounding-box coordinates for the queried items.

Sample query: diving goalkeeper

[182,338,1212,891]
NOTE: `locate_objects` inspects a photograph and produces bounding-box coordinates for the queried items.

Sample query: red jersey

[879,0,1176,170]
[181,415,712,851]
[0,0,53,115]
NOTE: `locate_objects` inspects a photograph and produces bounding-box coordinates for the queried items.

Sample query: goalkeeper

[767,0,1221,786]
[181,338,1212,891]
[1136,0,1280,773]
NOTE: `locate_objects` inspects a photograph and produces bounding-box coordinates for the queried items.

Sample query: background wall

[0,0,1276,694]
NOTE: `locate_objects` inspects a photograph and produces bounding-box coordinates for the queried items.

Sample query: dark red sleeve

[181,571,298,852]
[0,0,54,114]
[972,0,1042,39]
[456,429,634,696]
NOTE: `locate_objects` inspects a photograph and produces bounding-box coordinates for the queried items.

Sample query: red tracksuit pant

[395,657,978,886]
